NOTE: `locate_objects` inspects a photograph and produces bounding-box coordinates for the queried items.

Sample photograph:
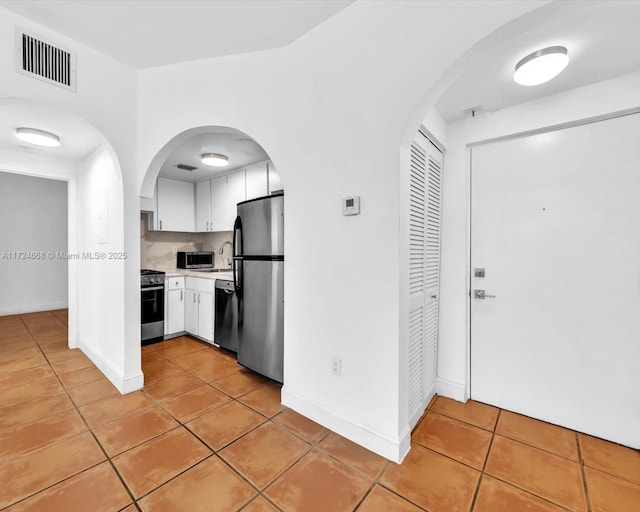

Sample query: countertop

[164,269,233,280]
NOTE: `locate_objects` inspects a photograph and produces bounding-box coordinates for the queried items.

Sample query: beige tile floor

[1,310,639,511]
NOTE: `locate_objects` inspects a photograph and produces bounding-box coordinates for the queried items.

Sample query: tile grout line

[576,432,594,512]
[427,408,496,433]
[16,313,142,511]
[468,407,501,512]
[368,459,435,512]
[480,473,575,511]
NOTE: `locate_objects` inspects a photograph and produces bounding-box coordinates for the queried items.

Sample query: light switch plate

[342,196,360,216]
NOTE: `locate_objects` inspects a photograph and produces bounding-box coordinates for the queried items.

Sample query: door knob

[474,289,496,299]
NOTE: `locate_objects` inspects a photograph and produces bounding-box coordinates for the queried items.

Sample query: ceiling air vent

[175,164,198,171]
[15,29,77,92]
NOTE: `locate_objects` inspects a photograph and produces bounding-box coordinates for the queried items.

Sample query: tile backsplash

[140,213,233,271]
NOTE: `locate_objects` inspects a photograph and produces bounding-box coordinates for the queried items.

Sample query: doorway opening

[0,98,131,391]
[139,125,285,383]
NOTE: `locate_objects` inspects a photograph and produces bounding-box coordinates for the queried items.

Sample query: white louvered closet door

[408,131,443,429]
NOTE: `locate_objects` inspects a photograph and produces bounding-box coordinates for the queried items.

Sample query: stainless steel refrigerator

[233,192,284,382]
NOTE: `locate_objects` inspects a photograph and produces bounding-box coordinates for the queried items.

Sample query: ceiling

[0,0,354,69]
[2,1,639,170]
[158,129,269,183]
[436,1,640,123]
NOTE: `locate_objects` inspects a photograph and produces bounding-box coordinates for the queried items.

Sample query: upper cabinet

[157,177,195,232]
[226,171,246,228]
[197,171,245,232]
[268,162,283,195]
[209,175,228,231]
[245,161,282,200]
[246,162,269,200]
[145,161,281,233]
[195,180,212,232]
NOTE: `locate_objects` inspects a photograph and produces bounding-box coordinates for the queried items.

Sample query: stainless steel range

[141,269,165,345]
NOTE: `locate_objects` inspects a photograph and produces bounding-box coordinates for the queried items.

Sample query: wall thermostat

[342,196,360,216]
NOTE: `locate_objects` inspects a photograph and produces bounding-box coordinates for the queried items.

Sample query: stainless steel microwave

[176,251,214,269]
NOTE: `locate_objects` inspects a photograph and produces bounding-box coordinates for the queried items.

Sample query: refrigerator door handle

[233,216,242,259]
[234,258,243,298]
[233,216,243,296]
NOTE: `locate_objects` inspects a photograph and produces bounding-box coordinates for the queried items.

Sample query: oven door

[141,285,164,343]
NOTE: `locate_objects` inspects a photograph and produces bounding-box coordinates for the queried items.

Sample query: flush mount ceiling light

[201,153,229,167]
[513,46,569,86]
[15,127,61,147]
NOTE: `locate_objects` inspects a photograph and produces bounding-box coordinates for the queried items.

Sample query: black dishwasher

[214,279,239,352]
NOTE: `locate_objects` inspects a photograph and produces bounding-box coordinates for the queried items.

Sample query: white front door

[470,113,640,448]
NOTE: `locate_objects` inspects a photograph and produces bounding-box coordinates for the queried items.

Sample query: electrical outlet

[172,247,178,255]
[331,358,342,377]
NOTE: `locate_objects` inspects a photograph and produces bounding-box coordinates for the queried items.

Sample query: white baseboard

[0,301,69,316]
[281,386,411,463]
[436,377,467,402]
[77,339,143,394]
[121,371,144,393]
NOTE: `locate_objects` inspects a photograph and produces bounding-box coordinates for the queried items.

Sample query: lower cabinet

[185,277,215,343]
[165,276,185,338]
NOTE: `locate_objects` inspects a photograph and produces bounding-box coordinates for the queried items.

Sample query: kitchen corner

[140,217,234,343]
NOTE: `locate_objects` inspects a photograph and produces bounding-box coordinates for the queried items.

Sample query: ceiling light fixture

[513,46,569,86]
[201,153,229,167]
[15,127,61,147]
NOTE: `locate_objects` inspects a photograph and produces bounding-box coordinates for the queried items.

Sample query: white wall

[76,145,131,389]
[421,108,448,149]
[0,171,68,314]
[437,70,640,401]
[0,8,140,392]
[137,1,545,461]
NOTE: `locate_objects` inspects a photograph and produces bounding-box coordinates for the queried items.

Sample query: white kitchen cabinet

[226,170,246,228]
[185,288,199,335]
[165,276,185,337]
[268,162,283,194]
[197,291,214,342]
[141,182,158,230]
[195,180,212,232]
[209,176,227,232]
[184,277,215,343]
[157,177,195,232]
[245,162,268,201]
[245,160,281,199]
[195,169,250,232]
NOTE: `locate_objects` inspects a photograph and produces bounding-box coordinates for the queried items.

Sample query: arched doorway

[139,125,284,381]
[0,98,132,392]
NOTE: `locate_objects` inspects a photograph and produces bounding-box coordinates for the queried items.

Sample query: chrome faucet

[219,241,233,268]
